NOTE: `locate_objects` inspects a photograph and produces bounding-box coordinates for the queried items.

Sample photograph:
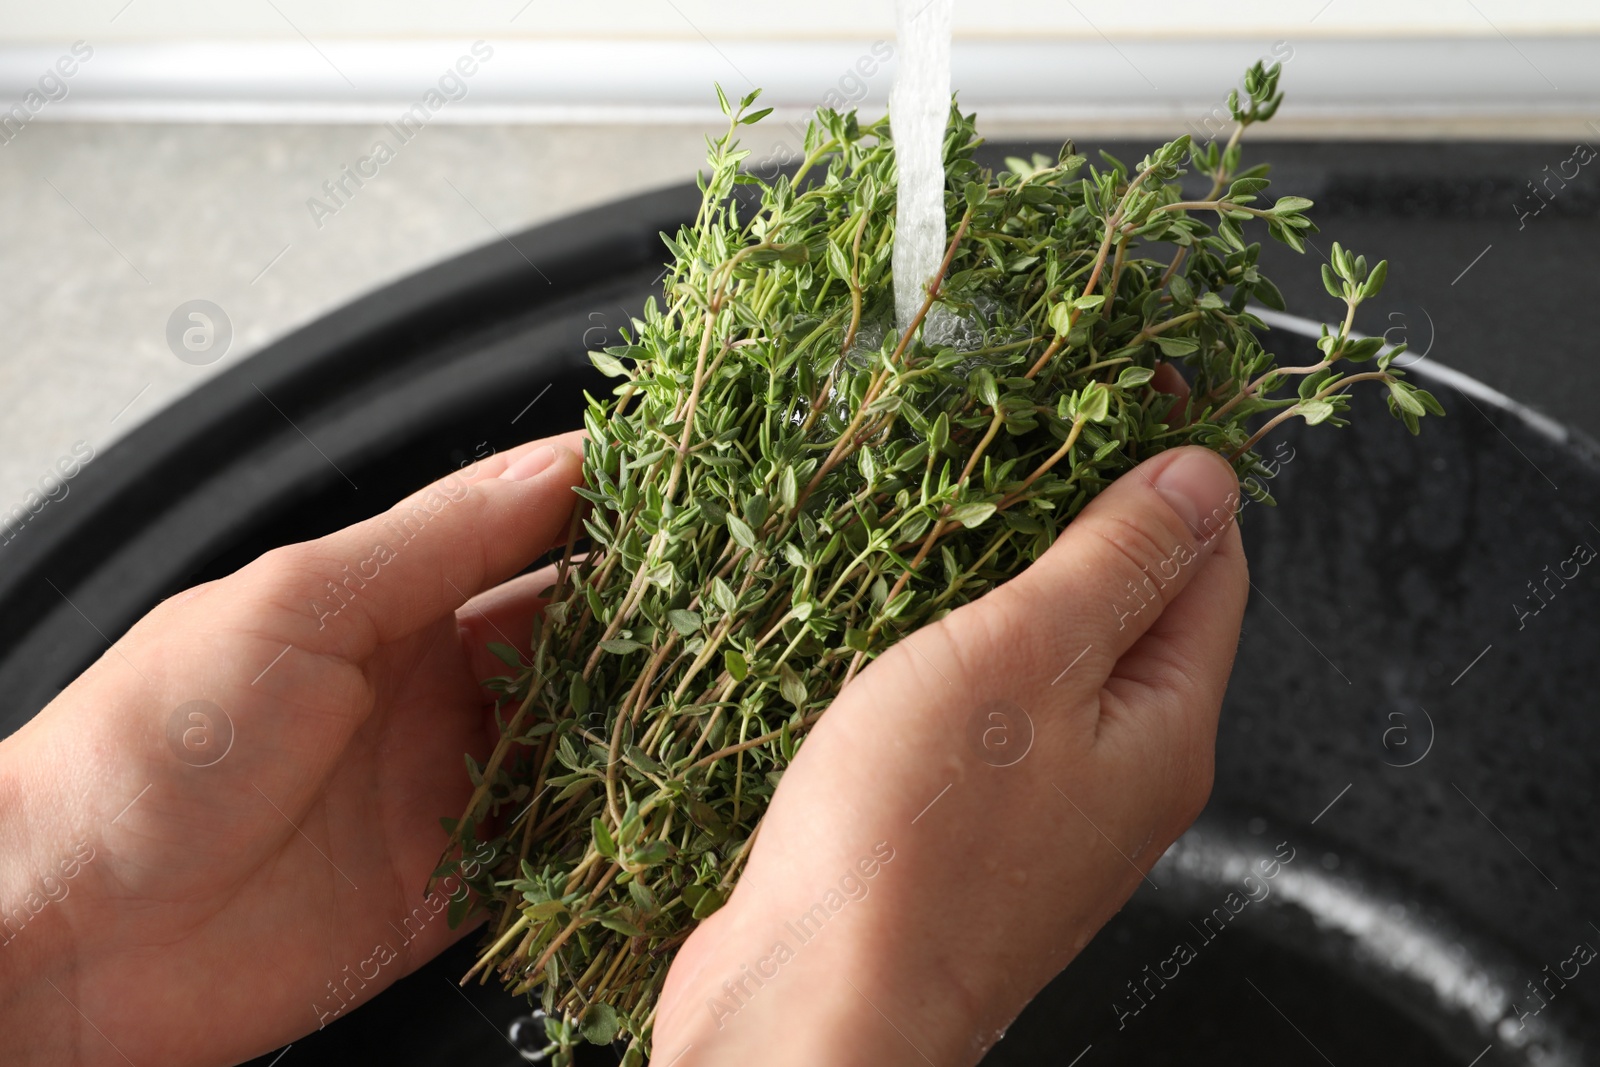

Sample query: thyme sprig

[435,62,1440,1063]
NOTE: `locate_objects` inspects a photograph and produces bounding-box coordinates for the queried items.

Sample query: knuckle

[236,543,340,622]
[906,606,993,688]
[1085,511,1189,601]
[246,542,319,588]
[935,585,1042,683]
[1144,635,1214,695]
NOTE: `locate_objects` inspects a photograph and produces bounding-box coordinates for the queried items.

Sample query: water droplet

[1247,817,1267,836]
[508,1012,552,1062]
[967,1024,1010,1056]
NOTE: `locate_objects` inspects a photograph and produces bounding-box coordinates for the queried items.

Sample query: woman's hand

[0,433,585,1067]
[653,445,1248,1066]
[0,419,1245,1067]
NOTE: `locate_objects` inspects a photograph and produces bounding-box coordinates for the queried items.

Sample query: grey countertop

[0,121,789,517]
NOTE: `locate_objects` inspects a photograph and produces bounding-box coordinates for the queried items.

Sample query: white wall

[2,0,1599,40]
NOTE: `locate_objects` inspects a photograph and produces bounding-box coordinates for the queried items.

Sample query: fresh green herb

[436,61,1440,1063]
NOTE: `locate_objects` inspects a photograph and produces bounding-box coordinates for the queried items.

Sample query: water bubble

[922,295,1021,363]
[922,306,979,351]
[843,318,888,367]
[508,1011,552,1062]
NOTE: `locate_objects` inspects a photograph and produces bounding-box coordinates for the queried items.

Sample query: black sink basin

[2,141,1596,1066]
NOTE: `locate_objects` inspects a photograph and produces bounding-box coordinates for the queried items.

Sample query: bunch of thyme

[436,62,1441,1063]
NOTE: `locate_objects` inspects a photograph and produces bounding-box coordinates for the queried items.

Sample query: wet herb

[436,61,1440,1063]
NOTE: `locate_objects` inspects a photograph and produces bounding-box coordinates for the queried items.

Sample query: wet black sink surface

[1,140,1596,1066]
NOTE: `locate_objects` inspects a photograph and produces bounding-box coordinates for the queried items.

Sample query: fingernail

[499,445,558,482]
[1153,449,1238,543]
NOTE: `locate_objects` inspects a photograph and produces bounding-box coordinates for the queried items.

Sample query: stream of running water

[889,0,954,335]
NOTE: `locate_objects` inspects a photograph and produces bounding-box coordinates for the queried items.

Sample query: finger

[239,431,586,661]
[972,445,1240,683]
[1100,515,1247,744]
[1151,361,1192,425]
[455,430,588,481]
[456,564,562,686]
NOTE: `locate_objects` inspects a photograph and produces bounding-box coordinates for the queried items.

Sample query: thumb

[234,431,586,663]
[977,445,1241,685]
